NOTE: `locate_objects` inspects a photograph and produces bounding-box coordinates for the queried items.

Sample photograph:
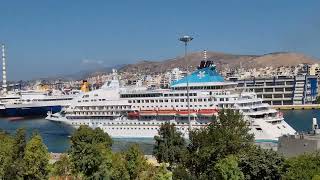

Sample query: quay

[272,104,320,110]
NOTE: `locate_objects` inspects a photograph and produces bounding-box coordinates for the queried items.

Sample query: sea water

[0,110,318,154]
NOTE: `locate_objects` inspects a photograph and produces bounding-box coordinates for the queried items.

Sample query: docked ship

[0,44,83,118]
[47,60,296,141]
[0,89,81,117]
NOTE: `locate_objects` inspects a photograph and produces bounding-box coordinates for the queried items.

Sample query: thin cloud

[81,59,104,65]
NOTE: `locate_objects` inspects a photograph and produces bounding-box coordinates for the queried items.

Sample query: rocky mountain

[119,51,318,74]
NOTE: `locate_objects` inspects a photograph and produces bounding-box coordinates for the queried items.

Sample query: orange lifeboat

[197,109,218,117]
[157,110,176,116]
[139,110,157,116]
[128,111,139,118]
[176,110,197,117]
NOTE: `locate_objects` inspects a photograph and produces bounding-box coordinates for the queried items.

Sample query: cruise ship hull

[0,105,62,118]
[46,114,294,141]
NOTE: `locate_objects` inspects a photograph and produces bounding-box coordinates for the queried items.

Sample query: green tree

[13,128,27,160]
[282,152,320,180]
[154,164,173,180]
[238,146,284,180]
[124,144,148,180]
[185,109,254,178]
[92,146,113,179]
[172,165,194,180]
[153,122,186,167]
[0,131,14,178]
[69,125,112,179]
[51,154,72,178]
[313,175,320,180]
[5,128,27,179]
[23,134,50,180]
[139,163,173,180]
[111,152,130,180]
[214,155,244,180]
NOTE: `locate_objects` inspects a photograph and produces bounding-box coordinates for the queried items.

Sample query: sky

[0,0,320,80]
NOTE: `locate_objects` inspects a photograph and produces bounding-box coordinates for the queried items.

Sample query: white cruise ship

[46,61,296,141]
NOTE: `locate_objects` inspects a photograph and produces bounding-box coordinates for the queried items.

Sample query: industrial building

[234,75,318,105]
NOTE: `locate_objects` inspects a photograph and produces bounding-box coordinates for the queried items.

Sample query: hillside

[119,51,317,74]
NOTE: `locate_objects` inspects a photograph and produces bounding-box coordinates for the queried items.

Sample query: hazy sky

[1,0,320,80]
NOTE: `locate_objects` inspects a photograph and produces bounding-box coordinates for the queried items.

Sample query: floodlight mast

[179,36,193,130]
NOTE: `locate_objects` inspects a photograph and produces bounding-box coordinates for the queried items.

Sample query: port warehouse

[233,75,318,105]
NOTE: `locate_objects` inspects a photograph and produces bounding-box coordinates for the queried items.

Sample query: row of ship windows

[71,122,209,125]
[17,98,73,102]
[218,104,234,108]
[120,93,197,98]
[238,81,295,87]
[172,86,224,90]
[79,98,107,103]
[104,127,186,130]
[75,105,130,110]
[73,112,120,115]
[132,104,212,108]
[129,98,210,103]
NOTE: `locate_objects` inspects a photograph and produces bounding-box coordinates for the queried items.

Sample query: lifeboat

[176,110,197,117]
[139,110,157,116]
[128,111,139,118]
[157,110,177,116]
[197,109,218,117]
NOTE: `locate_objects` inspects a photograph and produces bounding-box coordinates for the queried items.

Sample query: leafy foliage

[172,165,194,180]
[23,134,50,180]
[6,128,27,179]
[184,109,254,178]
[282,152,320,180]
[69,125,113,179]
[110,152,130,180]
[92,146,113,179]
[0,131,14,178]
[238,146,284,180]
[153,122,186,167]
[124,144,149,179]
[214,155,244,180]
[51,154,72,178]
[154,163,173,180]
[138,163,172,180]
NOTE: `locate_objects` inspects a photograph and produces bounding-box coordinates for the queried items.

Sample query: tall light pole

[1,44,7,95]
[179,35,193,130]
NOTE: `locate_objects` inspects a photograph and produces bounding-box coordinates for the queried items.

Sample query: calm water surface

[0,110,318,154]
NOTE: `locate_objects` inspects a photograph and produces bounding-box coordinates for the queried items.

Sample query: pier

[272,104,320,110]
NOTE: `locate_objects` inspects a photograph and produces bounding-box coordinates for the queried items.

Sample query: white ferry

[46,61,295,141]
[0,44,82,118]
[0,89,81,117]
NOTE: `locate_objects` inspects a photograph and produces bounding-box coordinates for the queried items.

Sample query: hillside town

[14,50,319,107]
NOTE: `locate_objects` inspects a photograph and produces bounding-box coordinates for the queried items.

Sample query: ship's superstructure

[47,62,296,141]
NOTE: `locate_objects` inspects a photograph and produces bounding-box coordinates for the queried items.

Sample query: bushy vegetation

[154,109,320,180]
[1,109,320,179]
[0,129,49,180]
[0,127,172,180]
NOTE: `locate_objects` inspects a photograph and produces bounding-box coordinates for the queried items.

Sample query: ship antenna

[1,44,7,95]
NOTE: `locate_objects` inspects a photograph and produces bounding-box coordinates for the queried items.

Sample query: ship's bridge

[171,65,237,90]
